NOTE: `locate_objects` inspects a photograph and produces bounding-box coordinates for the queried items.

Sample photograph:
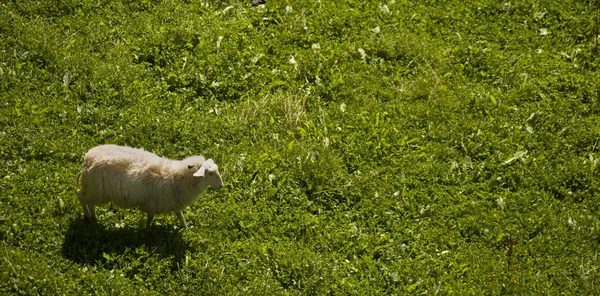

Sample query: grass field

[1,0,600,294]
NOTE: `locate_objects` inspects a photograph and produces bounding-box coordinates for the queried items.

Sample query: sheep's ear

[193,166,206,177]
[193,159,215,177]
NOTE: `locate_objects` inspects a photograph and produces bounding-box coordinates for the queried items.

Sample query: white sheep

[76,144,223,228]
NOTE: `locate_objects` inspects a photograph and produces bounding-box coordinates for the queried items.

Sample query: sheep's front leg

[80,203,91,220]
[176,211,187,229]
[88,204,97,222]
[145,213,154,228]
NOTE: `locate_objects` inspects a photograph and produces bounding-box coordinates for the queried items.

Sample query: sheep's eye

[188,165,194,169]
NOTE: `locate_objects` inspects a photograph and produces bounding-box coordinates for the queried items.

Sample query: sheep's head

[192,159,223,191]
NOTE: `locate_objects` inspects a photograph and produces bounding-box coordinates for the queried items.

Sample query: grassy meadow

[1,0,600,294]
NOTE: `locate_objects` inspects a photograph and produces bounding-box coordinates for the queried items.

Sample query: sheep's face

[192,159,223,191]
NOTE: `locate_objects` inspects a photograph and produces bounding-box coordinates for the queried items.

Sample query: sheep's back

[83,145,161,167]
[80,145,171,208]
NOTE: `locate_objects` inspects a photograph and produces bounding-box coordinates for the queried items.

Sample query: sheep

[76,144,223,228]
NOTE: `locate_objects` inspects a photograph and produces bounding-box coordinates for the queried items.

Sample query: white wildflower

[63,70,71,87]
[502,150,528,165]
[525,125,533,134]
[535,11,546,20]
[568,217,576,227]
[496,197,505,210]
[379,4,390,14]
[358,48,366,61]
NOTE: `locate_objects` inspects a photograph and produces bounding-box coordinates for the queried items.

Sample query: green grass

[1,0,600,294]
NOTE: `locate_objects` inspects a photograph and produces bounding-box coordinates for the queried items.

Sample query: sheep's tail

[75,173,81,193]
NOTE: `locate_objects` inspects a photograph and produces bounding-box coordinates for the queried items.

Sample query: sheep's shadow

[61,218,190,268]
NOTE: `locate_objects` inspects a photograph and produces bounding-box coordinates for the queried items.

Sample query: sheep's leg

[80,203,91,220]
[145,214,154,228]
[77,189,91,220]
[176,211,187,229]
[88,204,97,222]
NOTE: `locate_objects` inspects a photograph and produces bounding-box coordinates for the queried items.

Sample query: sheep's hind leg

[145,214,154,229]
[176,211,187,229]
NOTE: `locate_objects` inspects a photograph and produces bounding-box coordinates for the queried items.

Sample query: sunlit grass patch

[1,0,600,294]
